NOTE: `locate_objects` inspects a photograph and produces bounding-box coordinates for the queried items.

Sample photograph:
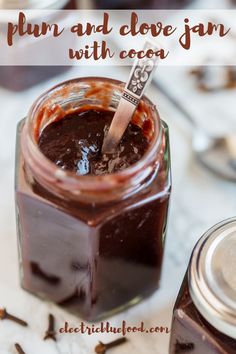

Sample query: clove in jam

[169,218,236,354]
[15,78,171,321]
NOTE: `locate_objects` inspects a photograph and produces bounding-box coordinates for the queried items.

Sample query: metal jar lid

[0,0,69,9]
[189,217,236,340]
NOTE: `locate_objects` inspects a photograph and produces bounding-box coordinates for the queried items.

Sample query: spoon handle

[102,41,159,153]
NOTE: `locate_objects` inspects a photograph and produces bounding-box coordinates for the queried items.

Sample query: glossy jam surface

[169,276,236,354]
[38,110,148,176]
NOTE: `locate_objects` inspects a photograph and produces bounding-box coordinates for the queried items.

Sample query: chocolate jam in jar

[169,218,236,354]
[0,0,77,91]
[15,77,171,321]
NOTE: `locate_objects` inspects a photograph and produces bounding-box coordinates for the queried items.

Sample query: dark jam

[38,110,148,175]
[16,105,171,321]
[170,277,236,354]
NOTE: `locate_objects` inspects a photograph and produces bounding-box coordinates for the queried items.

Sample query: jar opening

[23,77,163,201]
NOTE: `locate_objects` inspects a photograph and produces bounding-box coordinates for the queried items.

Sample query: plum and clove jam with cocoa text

[38,109,149,176]
[15,78,171,321]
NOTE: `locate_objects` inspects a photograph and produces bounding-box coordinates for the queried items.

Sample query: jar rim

[24,76,163,195]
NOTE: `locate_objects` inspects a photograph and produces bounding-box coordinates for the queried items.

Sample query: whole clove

[95,337,127,354]
[15,343,26,354]
[44,313,57,341]
[189,66,236,92]
[57,288,86,306]
[0,308,28,327]
[225,67,236,89]
[30,262,61,285]
[175,340,194,353]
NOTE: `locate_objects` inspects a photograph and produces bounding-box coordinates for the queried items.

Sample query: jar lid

[189,217,236,339]
[0,0,69,9]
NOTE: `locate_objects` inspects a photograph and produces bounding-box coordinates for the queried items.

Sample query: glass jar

[15,77,171,321]
[0,0,78,91]
[169,218,236,354]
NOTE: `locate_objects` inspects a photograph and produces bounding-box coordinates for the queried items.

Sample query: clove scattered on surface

[44,313,57,341]
[15,343,26,354]
[190,66,236,92]
[95,337,127,354]
[0,308,28,327]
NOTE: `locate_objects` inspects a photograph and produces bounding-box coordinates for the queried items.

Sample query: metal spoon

[102,41,159,154]
[154,80,236,181]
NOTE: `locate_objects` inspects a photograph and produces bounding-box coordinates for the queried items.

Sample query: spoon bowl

[193,130,236,181]
[154,79,236,182]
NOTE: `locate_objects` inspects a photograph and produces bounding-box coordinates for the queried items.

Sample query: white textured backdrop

[0,62,235,353]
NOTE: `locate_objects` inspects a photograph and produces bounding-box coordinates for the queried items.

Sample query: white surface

[0,63,236,354]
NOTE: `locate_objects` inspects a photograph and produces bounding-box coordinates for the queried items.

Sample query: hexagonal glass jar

[15,77,171,321]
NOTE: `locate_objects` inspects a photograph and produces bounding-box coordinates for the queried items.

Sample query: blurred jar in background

[0,0,78,91]
[0,0,78,9]
[94,0,191,9]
